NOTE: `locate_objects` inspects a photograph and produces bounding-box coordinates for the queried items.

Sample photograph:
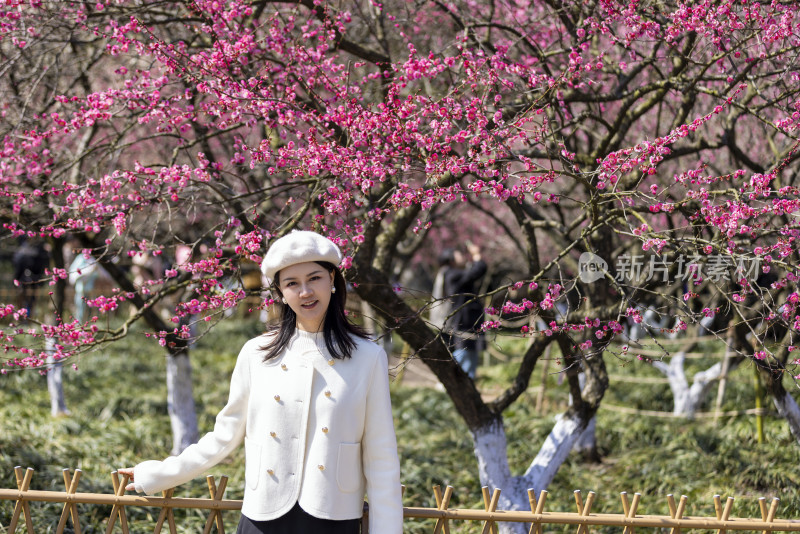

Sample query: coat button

[328,360,335,366]
[267,469,274,476]
[324,390,331,397]
[281,364,288,370]
[322,427,329,434]
[318,465,325,471]
[274,395,281,402]
[270,431,277,438]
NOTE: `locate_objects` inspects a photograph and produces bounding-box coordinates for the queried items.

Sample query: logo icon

[578,252,608,283]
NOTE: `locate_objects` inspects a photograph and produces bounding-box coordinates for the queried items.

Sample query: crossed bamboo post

[9,467,34,533]
[57,468,82,533]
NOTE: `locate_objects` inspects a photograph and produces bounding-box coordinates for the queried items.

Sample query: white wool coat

[132,330,403,533]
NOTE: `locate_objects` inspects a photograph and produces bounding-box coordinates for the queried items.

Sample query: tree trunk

[471,419,527,534]
[46,359,70,416]
[45,335,70,417]
[652,352,742,418]
[522,411,589,489]
[166,352,199,455]
[569,373,599,461]
[757,357,800,444]
[46,237,69,416]
[471,410,597,534]
[772,385,800,442]
[573,416,599,462]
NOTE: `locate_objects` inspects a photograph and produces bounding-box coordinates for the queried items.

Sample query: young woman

[119,230,403,534]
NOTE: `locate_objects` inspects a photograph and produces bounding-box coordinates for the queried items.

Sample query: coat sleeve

[361,346,403,534]
[133,342,253,495]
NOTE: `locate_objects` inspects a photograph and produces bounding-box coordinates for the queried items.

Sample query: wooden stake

[9,466,34,534]
[623,493,641,534]
[481,487,501,534]
[153,488,176,534]
[104,471,131,534]
[56,469,82,534]
[575,491,595,534]
[761,497,780,534]
[433,485,453,534]
[670,495,687,534]
[528,490,548,534]
[201,475,227,534]
[717,496,735,534]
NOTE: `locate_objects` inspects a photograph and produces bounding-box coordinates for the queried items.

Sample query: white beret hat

[261,230,342,285]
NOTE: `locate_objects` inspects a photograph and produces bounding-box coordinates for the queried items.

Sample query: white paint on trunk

[472,420,513,487]
[471,420,528,534]
[46,358,70,416]
[773,389,800,443]
[45,336,69,417]
[166,353,199,455]
[523,413,582,489]
[573,416,596,454]
[652,352,725,418]
[471,412,593,534]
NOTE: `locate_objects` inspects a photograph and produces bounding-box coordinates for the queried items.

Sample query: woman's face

[277,261,335,332]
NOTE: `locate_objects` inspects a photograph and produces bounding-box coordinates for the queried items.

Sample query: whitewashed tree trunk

[472,412,591,534]
[573,416,597,458]
[472,420,527,534]
[652,352,739,418]
[166,353,199,455]
[46,358,70,416]
[45,336,70,417]
[522,412,586,490]
[772,388,800,442]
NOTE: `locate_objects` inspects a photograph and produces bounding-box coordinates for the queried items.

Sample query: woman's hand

[117,467,136,492]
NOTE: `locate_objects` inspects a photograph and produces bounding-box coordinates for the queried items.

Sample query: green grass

[2,320,800,533]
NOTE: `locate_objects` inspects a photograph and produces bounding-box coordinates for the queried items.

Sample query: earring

[331,287,336,294]
[281,297,287,304]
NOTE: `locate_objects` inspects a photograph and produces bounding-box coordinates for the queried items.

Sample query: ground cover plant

[2,320,799,534]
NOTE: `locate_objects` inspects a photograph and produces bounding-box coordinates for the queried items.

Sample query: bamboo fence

[1,467,798,534]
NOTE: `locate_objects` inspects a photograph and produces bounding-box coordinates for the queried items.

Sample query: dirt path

[388,353,514,402]
[388,354,440,388]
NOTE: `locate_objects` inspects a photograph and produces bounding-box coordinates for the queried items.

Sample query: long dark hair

[261,261,368,361]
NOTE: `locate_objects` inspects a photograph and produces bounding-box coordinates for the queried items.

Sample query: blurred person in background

[13,237,50,319]
[431,241,487,379]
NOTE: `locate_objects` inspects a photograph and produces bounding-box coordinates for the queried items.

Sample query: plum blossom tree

[2,1,800,532]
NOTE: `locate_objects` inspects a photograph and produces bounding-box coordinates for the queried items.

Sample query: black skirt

[236,502,360,534]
